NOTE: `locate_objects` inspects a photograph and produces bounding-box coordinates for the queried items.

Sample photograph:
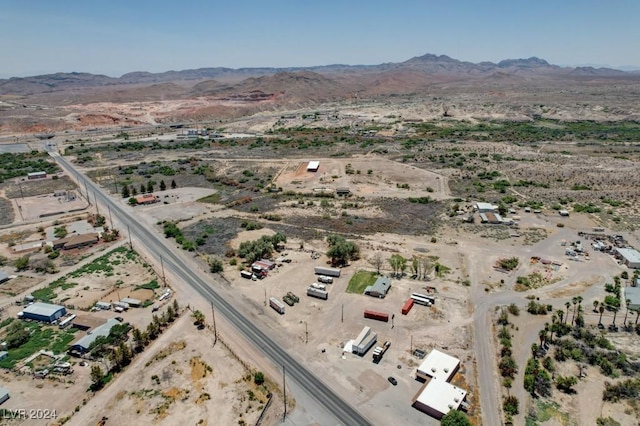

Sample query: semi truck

[269,297,285,314]
[307,287,329,300]
[314,266,341,277]
[364,309,389,322]
[373,341,391,363]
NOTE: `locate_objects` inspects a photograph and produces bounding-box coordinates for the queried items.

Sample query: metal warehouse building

[21,302,66,323]
[615,248,640,269]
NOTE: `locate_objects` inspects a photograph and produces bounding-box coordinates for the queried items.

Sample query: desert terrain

[0,54,640,426]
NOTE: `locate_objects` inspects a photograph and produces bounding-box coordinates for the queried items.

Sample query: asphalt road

[47,147,372,426]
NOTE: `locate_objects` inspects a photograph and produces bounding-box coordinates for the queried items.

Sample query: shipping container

[269,297,285,314]
[307,287,329,300]
[314,266,341,277]
[401,298,414,315]
[364,309,389,322]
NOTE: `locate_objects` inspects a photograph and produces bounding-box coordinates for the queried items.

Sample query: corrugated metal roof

[23,302,65,318]
[71,318,121,351]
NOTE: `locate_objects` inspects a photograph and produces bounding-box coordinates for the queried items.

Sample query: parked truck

[286,292,299,303]
[314,266,341,277]
[373,340,391,363]
[307,287,329,300]
[269,297,285,314]
[282,295,295,306]
[317,275,334,284]
[310,282,327,290]
[364,309,389,322]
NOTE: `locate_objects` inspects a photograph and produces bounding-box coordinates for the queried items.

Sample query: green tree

[555,375,578,393]
[253,371,265,385]
[146,181,154,193]
[440,410,472,426]
[503,395,519,415]
[5,321,30,348]
[140,183,146,194]
[326,235,360,266]
[171,179,177,189]
[599,305,605,325]
[14,256,29,272]
[192,310,205,326]
[121,184,130,198]
[160,180,166,191]
[131,186,138,196]
[209,257,223,273]
[90,365,105,391]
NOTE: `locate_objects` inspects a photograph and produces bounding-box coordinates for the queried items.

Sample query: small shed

[307,161,320,172]
[120,297,141,308]
[27,171,47,180]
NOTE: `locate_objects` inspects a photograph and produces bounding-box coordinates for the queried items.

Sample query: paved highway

[47,147,372,426]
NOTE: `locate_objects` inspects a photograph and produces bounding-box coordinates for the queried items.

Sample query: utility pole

[107,205,114,230]
[84,182,90,204]
[211,302,217,345]
[127,225,132,249]
[341,304,344,323]
[264,289,267,306]
[112,174,118,195]
[391,313,395,329]
[18,181,24,199]
[305,321,308,344]
[160,257,166,287]
[283,364,287,421]
[94,192,100,215]
[410,335,413,355]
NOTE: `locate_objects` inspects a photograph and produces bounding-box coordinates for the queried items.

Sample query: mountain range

[1,53,636,100]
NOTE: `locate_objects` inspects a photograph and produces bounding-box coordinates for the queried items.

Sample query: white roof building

[416,349,461,382]
[616,248,640,269]
[475,202,497,212]
[307,161,320,171]
[412,379,467,419]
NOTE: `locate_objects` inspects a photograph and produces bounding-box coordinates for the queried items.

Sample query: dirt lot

[217,230,478,425]
[68,313,278,426]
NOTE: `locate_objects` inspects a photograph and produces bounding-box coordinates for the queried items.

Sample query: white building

[416,349,461,382]
[412,379,467,419]
[307,161,320,172]
[475,202,497,213]
[615,248,640,269]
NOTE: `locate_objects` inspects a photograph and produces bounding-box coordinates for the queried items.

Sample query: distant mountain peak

[497,57,551,68]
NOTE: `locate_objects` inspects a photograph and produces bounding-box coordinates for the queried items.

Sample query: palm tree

[565,301,571,324]
[598,305,605,326]
[557,309,564,325]
[635,309,640,325]
[531,343,539,359]
[593,300,599,313]
[539,329,547,347]
[624,298,631,327]
[571,297,579,325]
[612,307,619,328]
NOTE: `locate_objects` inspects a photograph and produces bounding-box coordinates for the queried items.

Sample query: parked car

[387,376,397,386]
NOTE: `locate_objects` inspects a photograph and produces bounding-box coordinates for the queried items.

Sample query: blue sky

[2,1,639,78]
